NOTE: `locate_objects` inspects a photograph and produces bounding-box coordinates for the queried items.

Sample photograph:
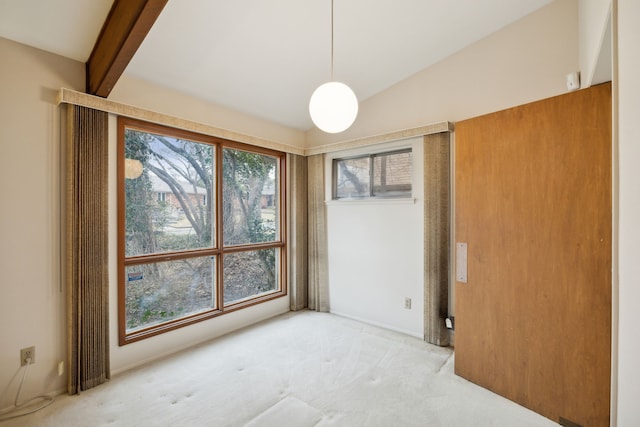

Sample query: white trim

[330,310,424,339]
[325,198,416,206]
[610,1,619,424]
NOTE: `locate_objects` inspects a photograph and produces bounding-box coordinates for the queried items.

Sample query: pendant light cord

[309,0,358,133]
[330,0,334,80]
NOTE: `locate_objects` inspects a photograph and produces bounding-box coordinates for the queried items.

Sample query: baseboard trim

[329,310,423,339]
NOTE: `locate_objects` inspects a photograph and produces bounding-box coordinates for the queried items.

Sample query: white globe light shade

[309,81,358,133]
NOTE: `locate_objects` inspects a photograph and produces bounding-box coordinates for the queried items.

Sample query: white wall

[579,0,612,87]
[0,37,84,408]
[326,138,424,337]
[110,75,305,151]
[616,0,640,424]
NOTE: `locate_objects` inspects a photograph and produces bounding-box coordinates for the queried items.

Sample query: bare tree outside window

[222,148,278,304]
[119,119,285,343]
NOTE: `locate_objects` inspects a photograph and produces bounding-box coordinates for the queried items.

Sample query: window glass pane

[125,129,215,256]
[373,150,412,197]
[223,148,278,246]
[223,249,277,304]
[335,156,370,198]
[125,256,216,332]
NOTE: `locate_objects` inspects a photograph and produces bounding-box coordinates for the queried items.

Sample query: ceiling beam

[87,0,168,97]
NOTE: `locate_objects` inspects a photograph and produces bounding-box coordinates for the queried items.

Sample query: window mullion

[124,248,221,265]
[369,155,374,197]
[216,143,224,311]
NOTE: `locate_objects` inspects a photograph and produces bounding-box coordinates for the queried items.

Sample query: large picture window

[118,118,286,344]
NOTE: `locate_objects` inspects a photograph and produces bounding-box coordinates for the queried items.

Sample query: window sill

[325,197,417,206]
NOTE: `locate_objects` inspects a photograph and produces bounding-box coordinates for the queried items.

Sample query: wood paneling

[454,83,611,426]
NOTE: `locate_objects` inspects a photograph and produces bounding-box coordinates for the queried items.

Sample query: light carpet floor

[2,311,559,426]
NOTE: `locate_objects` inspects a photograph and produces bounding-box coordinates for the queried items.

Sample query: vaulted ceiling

[0,0,553,130]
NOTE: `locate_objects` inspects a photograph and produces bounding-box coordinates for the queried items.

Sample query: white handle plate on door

[456,242,467,283]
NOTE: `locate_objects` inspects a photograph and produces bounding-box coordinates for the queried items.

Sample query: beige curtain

[423,132,451,346]
[65,104,110,393]
[288,153,308,311]
[307,154,329,312]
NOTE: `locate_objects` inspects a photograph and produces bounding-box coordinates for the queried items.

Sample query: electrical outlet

[20,346,35,366]
[404,297,412,309]
[445,317,455,330]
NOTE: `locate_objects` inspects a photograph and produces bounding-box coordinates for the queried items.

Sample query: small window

[333,149,412,199]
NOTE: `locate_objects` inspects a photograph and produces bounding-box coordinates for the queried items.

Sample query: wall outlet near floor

[20,346,35,366]
[404,297,412,309]
[58,361,65,376]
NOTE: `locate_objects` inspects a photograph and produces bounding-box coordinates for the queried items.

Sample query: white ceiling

[0,0,553,131]
[0,0,113,62]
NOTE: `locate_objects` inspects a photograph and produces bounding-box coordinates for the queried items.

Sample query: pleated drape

[288,154,308,311]
[423,132,451,346]
[65,104,110,394]
[307,154,329,312]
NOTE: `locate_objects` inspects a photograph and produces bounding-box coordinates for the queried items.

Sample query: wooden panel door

[454,83,611,426]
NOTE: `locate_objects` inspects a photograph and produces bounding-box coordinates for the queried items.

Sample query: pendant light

[309,0,358,133]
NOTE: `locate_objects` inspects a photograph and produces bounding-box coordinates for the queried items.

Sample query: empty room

[1,0,638,426]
